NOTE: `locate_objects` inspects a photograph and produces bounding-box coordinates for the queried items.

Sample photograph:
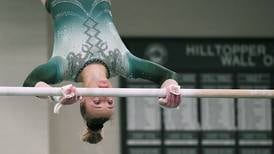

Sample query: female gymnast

[23,0,182,144]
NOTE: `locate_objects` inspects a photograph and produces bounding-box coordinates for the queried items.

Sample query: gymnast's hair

[80,105,109,144]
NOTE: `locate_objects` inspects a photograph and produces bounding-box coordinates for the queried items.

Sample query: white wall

[0,0,48,154]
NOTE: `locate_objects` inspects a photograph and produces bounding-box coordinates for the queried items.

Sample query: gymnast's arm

[23,57,65,87]
[127,53,182,108]
[127,53,182,85]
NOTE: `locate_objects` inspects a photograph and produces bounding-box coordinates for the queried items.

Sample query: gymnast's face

[81,96,114,118]
[81,79,115,118]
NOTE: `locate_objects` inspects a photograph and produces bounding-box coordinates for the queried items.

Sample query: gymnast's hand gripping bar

[0,87,274,98]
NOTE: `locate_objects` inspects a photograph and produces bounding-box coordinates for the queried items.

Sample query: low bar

[0,87,274,98]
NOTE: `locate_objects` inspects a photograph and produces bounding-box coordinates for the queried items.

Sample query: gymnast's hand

[158,79,181,108]
[59,84,82,105]
[53,84,82,114]
[35,82,82,113]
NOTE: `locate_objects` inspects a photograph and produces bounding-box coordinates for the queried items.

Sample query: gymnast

[23,0,182,144]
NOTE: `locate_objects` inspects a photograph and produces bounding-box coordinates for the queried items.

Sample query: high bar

[0,87,274,98]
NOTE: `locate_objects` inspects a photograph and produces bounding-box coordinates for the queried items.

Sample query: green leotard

[23,0,181,87]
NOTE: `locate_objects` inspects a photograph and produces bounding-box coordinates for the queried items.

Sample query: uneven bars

[0,87,274,98]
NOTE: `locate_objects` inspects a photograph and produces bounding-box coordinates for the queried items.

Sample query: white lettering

[221,55,233,66]
[215,44,222,55]
[221,55,255,67]
[223,45,232,55]
[186,45,215,56]
[187,44,268,68]
[186,45,196,56]
[257,45,266,56]
[206,45,215,56]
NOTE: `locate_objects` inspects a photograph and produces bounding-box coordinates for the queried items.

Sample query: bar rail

[0,87,274,98]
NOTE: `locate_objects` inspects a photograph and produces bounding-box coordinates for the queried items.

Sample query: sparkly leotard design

[23,0,180,87]
[48,0,130,80]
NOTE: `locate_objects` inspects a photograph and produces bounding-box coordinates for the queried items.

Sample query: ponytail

[82,128,103,144]
[81,117,109,144]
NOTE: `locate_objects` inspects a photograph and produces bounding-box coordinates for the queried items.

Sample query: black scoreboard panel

[120,38,273,154]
